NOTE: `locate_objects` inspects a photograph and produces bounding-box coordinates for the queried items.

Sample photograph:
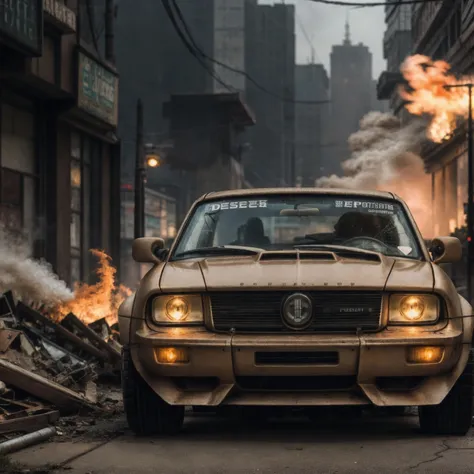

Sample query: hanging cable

[161,0,237,93]
[166,0,330,105]
[306,0,441,7]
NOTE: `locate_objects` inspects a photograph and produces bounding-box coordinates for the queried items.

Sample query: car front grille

[209,291,382,333]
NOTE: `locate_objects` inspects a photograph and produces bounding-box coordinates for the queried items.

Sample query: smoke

[316,112,433,237]
[0,225,73,308]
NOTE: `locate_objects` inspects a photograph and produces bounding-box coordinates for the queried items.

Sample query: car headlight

[151,294,204,324]
[389,294,440,324]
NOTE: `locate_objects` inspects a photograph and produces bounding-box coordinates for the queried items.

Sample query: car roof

[199,187,396,202]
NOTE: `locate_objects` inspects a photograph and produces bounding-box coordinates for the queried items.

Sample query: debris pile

[0,289,122,438]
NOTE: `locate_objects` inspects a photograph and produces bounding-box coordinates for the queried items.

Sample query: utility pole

[104,0,115,63]
[134,99,145,239]
[445,83,473,302]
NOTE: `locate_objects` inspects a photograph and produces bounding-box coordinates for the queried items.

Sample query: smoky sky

[259,0,385,79]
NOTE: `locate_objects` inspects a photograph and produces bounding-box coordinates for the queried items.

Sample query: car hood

[159,255,434,292]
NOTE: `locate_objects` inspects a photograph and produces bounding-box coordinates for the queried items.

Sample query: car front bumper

[130,323,467,407]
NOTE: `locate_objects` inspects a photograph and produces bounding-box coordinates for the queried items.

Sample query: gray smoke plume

[0,225,73,308]
[316,112,427,189]
[316,112,433,236]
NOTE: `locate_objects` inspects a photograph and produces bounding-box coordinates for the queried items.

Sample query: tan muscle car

[119,188,473,436]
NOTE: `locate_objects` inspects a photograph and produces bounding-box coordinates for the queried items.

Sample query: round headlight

[400,296,425,321]
[165,297,189,322]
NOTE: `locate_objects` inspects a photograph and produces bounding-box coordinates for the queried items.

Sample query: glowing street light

[146,154,161,168]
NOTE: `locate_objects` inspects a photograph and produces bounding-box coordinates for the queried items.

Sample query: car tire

[122,345,185,436]
[418,348,473,436]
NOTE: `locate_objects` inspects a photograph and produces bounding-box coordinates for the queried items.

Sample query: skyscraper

[295,64,329,186]
[326,22,373,175]
[244,0,295,187]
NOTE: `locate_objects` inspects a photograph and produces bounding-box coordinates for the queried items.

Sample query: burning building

[398,0,471,238]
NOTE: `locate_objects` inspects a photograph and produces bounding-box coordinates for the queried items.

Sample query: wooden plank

[0,358,98,414]
[62,313,120,363]
[0,410,60,434]
[16,303,108,362]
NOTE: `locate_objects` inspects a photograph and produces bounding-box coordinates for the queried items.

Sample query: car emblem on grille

[282,293,313,329]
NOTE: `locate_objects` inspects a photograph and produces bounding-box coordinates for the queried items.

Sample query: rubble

[0,290,123,450]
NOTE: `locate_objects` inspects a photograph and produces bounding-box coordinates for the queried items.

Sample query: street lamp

[444,83,473,302]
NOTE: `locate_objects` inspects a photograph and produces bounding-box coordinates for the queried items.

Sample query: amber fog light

[407,346,444,364]
[155,347,189,364]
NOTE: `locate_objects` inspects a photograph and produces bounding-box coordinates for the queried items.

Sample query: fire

[399,54,472,142]
[52,249,132,326]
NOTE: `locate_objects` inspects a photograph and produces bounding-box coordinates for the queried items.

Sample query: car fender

[445,293,474,389]
[459,293,474,344]
[118,292,136,346]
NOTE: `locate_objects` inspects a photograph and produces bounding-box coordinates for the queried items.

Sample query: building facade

[409,0,467,236]
[120,184,177,287]
[376,2,412,118]
[294,64,329,186]
[407,0,471,290]
[0,0,121,286]
[326,23,373,176]
[244,0,296,187]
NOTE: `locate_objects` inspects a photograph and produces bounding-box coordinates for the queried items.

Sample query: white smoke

[0,225,73,308]
[316,112,426,189]
[316,112,433,237]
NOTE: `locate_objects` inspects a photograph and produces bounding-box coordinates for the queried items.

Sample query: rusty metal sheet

[0,329,21,353]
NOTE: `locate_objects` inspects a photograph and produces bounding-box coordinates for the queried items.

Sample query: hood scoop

[259,251,336,262]
[335,250,381,263]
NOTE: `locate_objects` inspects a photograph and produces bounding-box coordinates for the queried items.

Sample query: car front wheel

[122,345,184,436]
[418,349,473,436]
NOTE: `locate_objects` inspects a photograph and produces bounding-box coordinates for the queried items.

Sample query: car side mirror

[429,236,462,264]
[132,237,168,263]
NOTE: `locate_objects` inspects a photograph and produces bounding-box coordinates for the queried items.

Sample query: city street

[8,410,474,473]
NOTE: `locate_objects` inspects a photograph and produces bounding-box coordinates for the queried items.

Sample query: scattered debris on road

[0,289,124,454]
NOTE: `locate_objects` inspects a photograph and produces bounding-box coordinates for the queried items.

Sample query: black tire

[418,348,473,436]
[121,345,185,436]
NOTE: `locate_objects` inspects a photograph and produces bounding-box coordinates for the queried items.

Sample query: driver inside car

[333,212,400,248]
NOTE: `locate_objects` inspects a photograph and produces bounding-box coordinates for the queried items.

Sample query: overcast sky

[259,0,386,79]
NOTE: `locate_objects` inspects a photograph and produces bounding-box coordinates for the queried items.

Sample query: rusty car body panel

[119,188,473,408]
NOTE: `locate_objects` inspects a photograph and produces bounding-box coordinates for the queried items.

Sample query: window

[70,131,94,285]
[70,132,82,286]
[0,102,38,253]
[173,195,424,260]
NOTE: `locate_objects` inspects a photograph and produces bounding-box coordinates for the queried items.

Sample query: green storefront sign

[78,52,119,127]
[0,0,42,55]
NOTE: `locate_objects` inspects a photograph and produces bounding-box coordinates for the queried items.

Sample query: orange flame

[400,54,472,143]
[52,249,132,326]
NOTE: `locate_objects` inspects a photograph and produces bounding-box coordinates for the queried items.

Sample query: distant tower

[326,19,373,175]
[343,14,351,45]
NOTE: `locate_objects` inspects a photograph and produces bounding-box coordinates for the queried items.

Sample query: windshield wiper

[173,245,263,260]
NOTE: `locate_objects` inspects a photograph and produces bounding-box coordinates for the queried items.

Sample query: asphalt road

[9,409,474,473]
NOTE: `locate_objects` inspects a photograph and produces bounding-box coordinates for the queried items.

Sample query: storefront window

[433,168,445,236]
[70,132,94,285]
[457,149,468,229]
[70,138,82,286]
[445,159,458,234]
[0,101,38,253]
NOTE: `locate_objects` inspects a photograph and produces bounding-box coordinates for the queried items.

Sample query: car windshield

[172,195,423,260]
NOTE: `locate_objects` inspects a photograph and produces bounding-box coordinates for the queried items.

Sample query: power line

[305,0,441,7]
[166,0,330,106]
[161,0,237,93]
